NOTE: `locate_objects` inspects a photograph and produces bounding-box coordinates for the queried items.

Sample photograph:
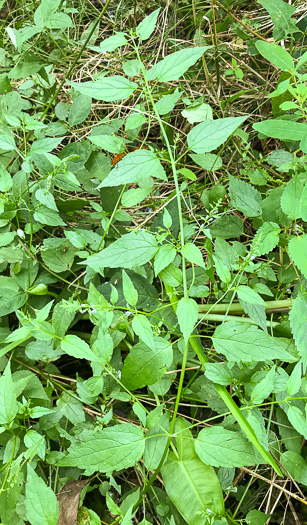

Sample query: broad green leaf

[258,0,295,40]
[122,337,173,390]
[0,276,27,316]
[58,424,145,472]
[136,8,161,41]
[253,120,307,141]
[195,426,263,467]
[0,132,16,151]
[210,215,244,239]
[97,149,167,187]
[246,510,271,525]
[281,175,307,220]
[132,314,155,350]
[41,238,77,272]
[146,46,210,82]
[204,363,233,386]
[281,451,307,486]
[177,297,198,344]
[89,134,126,154]
[0,363,18,425]
[229,174,262,217]
[25,464,58,525]
[255,41,294,70]
[89,32,128,52]
[187,116,247,154]
[8,52,44,79]
[290,290,307,364]
[61,335,99,362]
[67,76,138,102]
[125,112,147,131]
[189,152,222,170]
[236,285,264,305]
[156,89,183,115]
[0,164,12,192]
[182,102,212,124]
[250,366,276,405]
[0,246,24,263]
[161,418,224,524]
[34,206,65,227]
[239,301,267,332]
[212,321,295,362]
[159,263,183,287]
[288,234,307,279]
[68,95,92,126]
[287,361,302,397]
[84,230,158,270]
[296,50,307,72]
[6,26,40,52]
[250,222,280,256]
[30,137,63,154]
[287,406,307,438]
[181,243,205,269]
[24,430,46,460]
[154,245,176,275]
[34,0,72,30]
[92,331,113,364]
[122,269,138,306]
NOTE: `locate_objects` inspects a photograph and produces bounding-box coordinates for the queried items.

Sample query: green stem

[198,299,293,314]
[198,313,279,327]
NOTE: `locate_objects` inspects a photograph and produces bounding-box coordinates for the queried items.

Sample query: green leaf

[258,0,295,40]
[30,137,63,154]
[187,116,247,154]
[97,149,167,187]
[177,297,198,344]
[132,314,155,350]
[122,337,173,390]
[229,174,262,217]
[61,335,99,362]
[89,133,126,154]
[146,46,210,82]
[281,175,307,220]
[122,269,138,306]
[0,164,12,192]
[89,32,128,52]
[156,89,183,115]
[0,276,27,316]
[25,464,58,525]
[195,426,263,467]
[34,0,72,30]
[212,321,295,363]
[204,363,233,386]
[159,263,183,287]
[0,132,16,151]
[250,366,276,404]
[125,112,147,131]
[0,363,18,425]
[41,238,77,272]
[6,26,40,52]
[255,41,294,70]
[8,52,44,79]
[290,289,307,364]
[58,424,145,472]
[34,206,66,226]
[236,285,264,305]
[67,76,138,102]
[136,8,161,41]
[189,152,222,170]
[182,102,212,124]
[287,406,307,438]
[85,230,158,270]
[287,361,302,397]
[280,451,307,486]
[250,222,280,256]
[154,245,176,275]
[68,95,92,126]
[288,234,307,279]
[181,243,205,269]
[253,120,307,141]
[161,418,224,524]
[246,510,271,525]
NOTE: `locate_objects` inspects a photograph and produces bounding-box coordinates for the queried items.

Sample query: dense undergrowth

[0,0,307,523]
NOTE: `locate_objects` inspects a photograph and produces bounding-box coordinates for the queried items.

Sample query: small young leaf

[132,314,155,350]
[136,8,161,41]
[287,361,302,397]
[122,270,138,306]
[177,297,198,344]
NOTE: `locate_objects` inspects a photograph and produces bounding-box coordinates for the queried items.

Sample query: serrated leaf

[136,8,161,41]
[281,175,307,220]
[97,149,167,187]
[250,222,280,256]
[177,297,198,344]
[212,321,295,363]
[195,426,263,467]
[187,116,247,154]
[229,175,262,217]
[58,425,144,472]
[290,290,307,364]
[84,230,158,270]
[25,464,58,525]
[146,46,210,82]
[61,335,99,362]
[67,76,138,102]
[122,337,172,390]
[288,234,307,279]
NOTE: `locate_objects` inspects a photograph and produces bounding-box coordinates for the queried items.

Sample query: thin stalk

[198,299,293,313]
[198,313,279,327]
